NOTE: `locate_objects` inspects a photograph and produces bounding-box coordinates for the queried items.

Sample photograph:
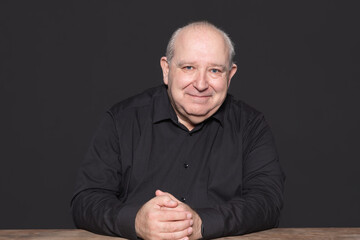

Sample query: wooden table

[0,228,360,239]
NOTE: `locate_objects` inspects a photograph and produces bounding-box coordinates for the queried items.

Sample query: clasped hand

[135,190,202,240]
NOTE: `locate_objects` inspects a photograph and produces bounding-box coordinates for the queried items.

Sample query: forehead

[173,26,229,64]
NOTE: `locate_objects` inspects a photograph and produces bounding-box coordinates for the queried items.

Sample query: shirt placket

[175,129,200,204]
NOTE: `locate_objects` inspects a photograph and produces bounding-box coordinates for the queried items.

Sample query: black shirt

[71,85,285,239]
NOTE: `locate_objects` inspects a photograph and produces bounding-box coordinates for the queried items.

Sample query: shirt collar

[209,96,227,126]
[152,85,227,126]
[152,85,178,124]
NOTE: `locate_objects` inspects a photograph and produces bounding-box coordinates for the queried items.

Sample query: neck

[177,116,195,131]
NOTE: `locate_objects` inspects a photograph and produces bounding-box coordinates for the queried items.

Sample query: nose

[193,70,209,92]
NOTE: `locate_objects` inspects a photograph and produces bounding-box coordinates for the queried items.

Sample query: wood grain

[0,228,360,240]
[221,228,360,240]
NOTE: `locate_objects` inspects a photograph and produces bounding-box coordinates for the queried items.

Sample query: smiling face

[160,26,237,130]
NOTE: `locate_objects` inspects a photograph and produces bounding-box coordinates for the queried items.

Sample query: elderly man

[71,21,285,240]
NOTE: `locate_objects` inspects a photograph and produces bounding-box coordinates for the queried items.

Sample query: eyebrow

[176,61,227,70]
[210,64,227,70]
[175,61,195,67]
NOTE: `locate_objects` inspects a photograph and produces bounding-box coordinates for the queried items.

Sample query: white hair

[165,21,235,68]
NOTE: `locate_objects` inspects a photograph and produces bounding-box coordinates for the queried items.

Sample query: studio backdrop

[0,0,359,229]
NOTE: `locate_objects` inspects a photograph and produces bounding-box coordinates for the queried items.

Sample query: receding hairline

[166,21,235,67]
[179,21,223,36]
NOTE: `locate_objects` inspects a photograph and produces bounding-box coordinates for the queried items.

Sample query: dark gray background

[1,0,359,229]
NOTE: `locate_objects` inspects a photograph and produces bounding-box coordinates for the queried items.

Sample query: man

[71,21,285,240]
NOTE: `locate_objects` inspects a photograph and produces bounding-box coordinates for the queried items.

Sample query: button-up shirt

[71,85,285,239]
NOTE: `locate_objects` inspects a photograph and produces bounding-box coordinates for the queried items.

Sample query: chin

[186,103,218,115]
[185,108,211,117]
[188,115,208,125]
[185,109,213,122]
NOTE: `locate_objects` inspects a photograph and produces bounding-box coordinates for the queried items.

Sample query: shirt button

[184,163,189,169]
[180,197,186,202]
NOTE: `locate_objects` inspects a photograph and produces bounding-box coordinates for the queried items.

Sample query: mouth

[186,93,212,103]
[187,93,212,98]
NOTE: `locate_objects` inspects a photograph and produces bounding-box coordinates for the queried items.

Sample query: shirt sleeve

[70,111,140,240]
[195,114,285,239]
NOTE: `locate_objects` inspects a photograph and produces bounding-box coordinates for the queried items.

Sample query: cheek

[171,74,194,89]
[209,77,229,92]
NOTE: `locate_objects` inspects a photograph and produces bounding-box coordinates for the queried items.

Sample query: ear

[227,63,237,86]
[160,57,170,85]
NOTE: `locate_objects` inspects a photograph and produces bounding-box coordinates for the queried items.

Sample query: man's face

[161,27,237,130]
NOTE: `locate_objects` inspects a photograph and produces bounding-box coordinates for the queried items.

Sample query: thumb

[154,194,178,208]
[155,190,179,202]
[155,189,166,196]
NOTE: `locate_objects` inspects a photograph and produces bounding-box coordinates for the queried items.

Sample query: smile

[187,94,211,98]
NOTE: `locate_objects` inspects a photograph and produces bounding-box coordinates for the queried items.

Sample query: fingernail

[190,220,194,226]
[188,227,193,234]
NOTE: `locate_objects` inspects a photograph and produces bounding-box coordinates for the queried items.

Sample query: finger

[177,237,189,240]
[160,227,193,240]
[160,200,192,213]
[156,190,183,209]
[154,195,178,208]
[158,219,193,233]
[156,190,179,202]
[157,210,192,221]
[160,204,189,212]
[155,189,165,196]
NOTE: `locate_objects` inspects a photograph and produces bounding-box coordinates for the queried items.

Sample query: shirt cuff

[116,204,141,240]
[195,207,225,239]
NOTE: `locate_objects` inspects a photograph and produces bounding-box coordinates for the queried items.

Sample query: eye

[184,66,193,70]
[210,68,221,73]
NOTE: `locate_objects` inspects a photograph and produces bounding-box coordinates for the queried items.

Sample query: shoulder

[225,95,274,152]
[225,94,264,127]
[107,85,164,117]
